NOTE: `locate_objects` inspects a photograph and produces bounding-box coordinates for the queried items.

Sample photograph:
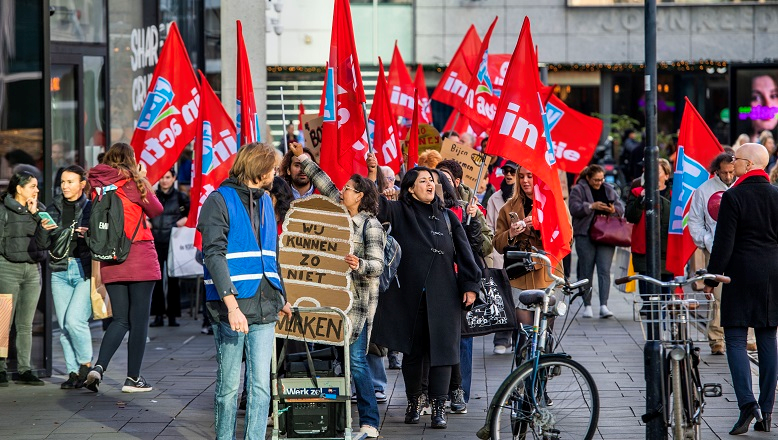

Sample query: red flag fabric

[236,20,259,145]
[368,58,402,174]
[488,53,512,97]
[431,25,481,109]
[387,43,415,120]
[544,94,603,174]
[485,17,572,263]
[131,22,200,186]
[298,100,305,132]
[320,0,369,188]
[414,65,433,125]
[318,63,328,117]
[666,97,725,276]
[407,89,420,169]
[187,71,238,249]
[458,17,499,134]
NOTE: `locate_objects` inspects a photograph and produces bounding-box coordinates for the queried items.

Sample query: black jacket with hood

[34,193,92,275]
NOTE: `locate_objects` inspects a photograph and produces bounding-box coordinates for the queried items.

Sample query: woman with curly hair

[84,143,163,393]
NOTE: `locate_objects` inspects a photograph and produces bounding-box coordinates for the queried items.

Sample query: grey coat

[568,180,625,237]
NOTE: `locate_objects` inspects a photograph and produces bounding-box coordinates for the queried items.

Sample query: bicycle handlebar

[614,273,730,287]
[505,250,568,289]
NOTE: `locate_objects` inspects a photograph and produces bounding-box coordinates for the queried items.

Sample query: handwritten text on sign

[439,139,490,189]
[276,196,353,345]
[302,115,324,163]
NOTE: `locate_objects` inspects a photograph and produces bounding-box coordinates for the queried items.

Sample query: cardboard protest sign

[302,114,324,163]
[0,294,11,358]
[403,123,441,155]
[276,195,353,345]
[439,138,488,189]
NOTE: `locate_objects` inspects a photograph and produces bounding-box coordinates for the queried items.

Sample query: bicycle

[615,271,729,439]
[477,250,600,440]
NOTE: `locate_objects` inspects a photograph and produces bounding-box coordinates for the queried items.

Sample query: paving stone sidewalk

[0,292,765,439]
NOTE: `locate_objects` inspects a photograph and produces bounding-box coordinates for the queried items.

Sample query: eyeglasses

[733,157,752,164]
[343,185,361,193]
[590,178,605,183]
[502,168,516,175]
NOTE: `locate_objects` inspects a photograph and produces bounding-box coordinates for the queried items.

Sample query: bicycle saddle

[518,289,556,307]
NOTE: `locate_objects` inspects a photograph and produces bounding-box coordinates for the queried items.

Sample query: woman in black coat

[703,144,778,434]
[371,167,481,429]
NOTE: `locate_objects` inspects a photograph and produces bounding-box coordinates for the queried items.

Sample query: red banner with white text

[369,58,402,174]
[388,43,415,120]
[431,25,481,109]
[544,94,603,174]
[236,20,259,145]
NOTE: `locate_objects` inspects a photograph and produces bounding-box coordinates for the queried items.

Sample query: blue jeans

[367,352,387,393]
[575,236,616,307]
[51,259,93,373]
[213,321,275,440]
[460,337,473,402]
[350,326,380,428]
[725,326,778,413]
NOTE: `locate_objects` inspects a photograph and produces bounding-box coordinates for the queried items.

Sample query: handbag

[461,268,517,337]
[503,240,537,280]
[90,260,112,319]
[589,215,633,247]
[49,220,77,261]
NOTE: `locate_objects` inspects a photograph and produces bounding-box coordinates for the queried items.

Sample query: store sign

[130,22,172,116]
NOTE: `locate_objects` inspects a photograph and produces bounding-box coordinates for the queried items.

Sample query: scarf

[500,179,514,202]
[732,169,769,188]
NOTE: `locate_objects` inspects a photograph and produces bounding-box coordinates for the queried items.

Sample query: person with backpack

[34,165,93,389]
[0,170,48,386]
[84,143,163,393]
[197,142,292,440]
[149,169,190,328]
[289,142,386,439]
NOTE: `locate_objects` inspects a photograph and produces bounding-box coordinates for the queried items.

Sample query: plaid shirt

[301,157,385,344]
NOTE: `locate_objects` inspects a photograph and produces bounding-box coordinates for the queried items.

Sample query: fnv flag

[488,53,512,97]
[236,20,259,144]
[187,71,238,249]
[407,89,420,169]
[388,42,415,120]
[457,17,499,133]
[414,65,433,124]
[321,0,369,188]
[131,22,200,186]
[431,25,481,109]
[485,17,572,262]
[368,58,402,174]
[666,97,724,276]
[545,94,603,174]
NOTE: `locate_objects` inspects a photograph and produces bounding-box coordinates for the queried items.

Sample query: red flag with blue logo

[131,22,200,186]
[187,71,238,249]
[666,97,724,277]
[236,20,259,145]
[457,17,499,133]
[484,17,572,263]
[320,0,369,188]
[368,58,402,174]
[388,42,415,120]
[432,25,481,109]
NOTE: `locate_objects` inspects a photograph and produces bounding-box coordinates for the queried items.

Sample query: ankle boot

[730,402,762,435]
[755,412,772,432]
[149,316,164,327]
[430,396,447,429]
[404,395,421,424]
[168,316,179,327]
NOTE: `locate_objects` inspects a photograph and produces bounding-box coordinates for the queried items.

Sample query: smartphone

[38,211,57,227]
[509,212,520,222]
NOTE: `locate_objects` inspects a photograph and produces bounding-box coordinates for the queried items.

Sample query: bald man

[704,143,778,434]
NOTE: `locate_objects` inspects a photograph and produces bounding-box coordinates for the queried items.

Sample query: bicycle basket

[632,292,714,343]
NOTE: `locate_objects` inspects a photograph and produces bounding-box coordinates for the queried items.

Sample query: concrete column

[599,70,613,146]
[221,1,267,142]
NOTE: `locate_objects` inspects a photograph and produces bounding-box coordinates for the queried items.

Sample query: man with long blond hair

[198,142,292,439]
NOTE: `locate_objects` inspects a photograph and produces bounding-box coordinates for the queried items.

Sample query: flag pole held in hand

[466,153,487,225]
[362,102,374,154]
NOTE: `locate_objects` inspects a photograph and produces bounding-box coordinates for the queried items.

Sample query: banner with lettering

[544,94,603,174]
[431,25,481,109]
[368,58,402,174]
[236,20,259,144]
[187,71,238,249]
[388,43,415,120]
[488,54,512,97]
[407,89,420,169]
[131,22,200,186]
[458,17,499,133]
[414,64,433,124]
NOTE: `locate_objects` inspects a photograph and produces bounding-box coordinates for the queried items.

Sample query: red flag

[187,71,238,249]
[488,53,512,97]
[407,89,420,169]
[458,17,499,133]
[320,0,369,188]
[666,97,725,276]
[414,65,433,124]
[236,20,259,145]
[131,22,200,186]
[298,100,305,132]
[431,25,481,109]
[544,94,603,174]
[443,112,485,140]
[368,58,402,174]
[485,17,572,263]
[387,42,415,120]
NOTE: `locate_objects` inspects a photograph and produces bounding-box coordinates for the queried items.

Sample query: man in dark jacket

[197,142,291,439]
[704,143,778,434]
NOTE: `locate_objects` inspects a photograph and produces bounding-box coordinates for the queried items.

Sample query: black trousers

[401,300,452,400]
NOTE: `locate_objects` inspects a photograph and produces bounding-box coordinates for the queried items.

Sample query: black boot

[755,412,772,432]
[730,402,762,435]
[168,316,179,327]
[404,395,421,424]
[430,396,447,429]
[149,316,164,327]
[75,364,90,389]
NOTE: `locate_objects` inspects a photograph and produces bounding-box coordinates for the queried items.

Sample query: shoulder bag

[589,215,633,247]
[49,220,77,261]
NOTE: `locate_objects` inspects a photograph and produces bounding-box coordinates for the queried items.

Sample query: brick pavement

[0,291,766,439]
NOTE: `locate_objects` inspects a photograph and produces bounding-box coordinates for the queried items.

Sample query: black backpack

[87,185,142,263]
[362,219,401,293]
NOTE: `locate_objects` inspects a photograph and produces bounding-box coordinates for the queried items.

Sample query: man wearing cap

[486,160,518,355]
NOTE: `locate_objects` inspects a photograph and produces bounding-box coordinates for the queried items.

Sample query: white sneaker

[582,306,593,318]
[360,425,379,438]
[493,345,507,355]
[600,305,613,318]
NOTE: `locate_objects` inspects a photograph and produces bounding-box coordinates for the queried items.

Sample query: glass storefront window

[50,0,106,43]
[568,0,778,5]
[83,56,106,168]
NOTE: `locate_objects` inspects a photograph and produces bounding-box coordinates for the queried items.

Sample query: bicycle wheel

[668,353,702,439]
[489,357,599,440]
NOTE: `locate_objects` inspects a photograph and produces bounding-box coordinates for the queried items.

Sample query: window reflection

[50,0,106,43]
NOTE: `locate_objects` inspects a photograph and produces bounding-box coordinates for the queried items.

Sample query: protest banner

[276,196,353,345]
[301,114,324,163]
[0,294,11,357]
[439,138,488,189]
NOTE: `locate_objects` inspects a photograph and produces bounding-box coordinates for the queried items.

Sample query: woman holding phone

[0,170,48,385]
[569,164,624,319]
[35,165,93,389]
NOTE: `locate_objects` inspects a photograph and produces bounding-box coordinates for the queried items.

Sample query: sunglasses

[502,168,517,175]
